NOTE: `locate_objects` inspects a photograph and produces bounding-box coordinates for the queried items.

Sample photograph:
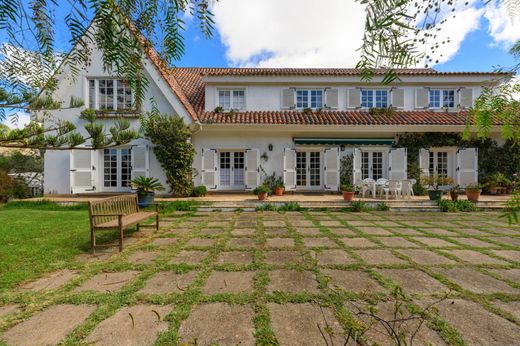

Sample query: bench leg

[118,215,124,252]
[156,214,159,231]
[137,223,140,232]
[91,228,96,255]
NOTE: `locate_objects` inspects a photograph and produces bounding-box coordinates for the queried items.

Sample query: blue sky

[1,0,519,128]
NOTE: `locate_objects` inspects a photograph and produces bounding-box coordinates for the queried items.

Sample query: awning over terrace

[293,138,395,146]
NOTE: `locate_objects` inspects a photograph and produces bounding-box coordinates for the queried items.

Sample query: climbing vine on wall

[393,132,520,181]
[140,111,195,197]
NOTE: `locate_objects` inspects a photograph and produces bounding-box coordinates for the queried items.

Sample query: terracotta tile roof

[170,67,511,125]
[197,68,511,77]
[198,110,495,126]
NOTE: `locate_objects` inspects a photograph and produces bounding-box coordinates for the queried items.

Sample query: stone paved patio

[1,210,520,345]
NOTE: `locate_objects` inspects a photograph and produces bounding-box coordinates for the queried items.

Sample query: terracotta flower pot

[258,192,268,201]
[342,191,354,201]
[450,191,458,201]
[466,189,481,202]
[274,187,285,196]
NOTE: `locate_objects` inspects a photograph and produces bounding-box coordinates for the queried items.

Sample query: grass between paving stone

[1,209,520,345]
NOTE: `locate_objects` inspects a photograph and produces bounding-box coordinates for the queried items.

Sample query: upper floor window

[296,89,323,109]
[429,89,455,108]
[88,79,133,111]
[218,90,245,110]
[361,89,388,108]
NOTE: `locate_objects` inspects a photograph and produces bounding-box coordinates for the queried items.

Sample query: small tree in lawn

[140,110,195,197]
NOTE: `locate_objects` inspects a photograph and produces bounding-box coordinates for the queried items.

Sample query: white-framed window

[296,89,323,109]
[361,151,384,180]
[429,151,449,177]
[218,89,245,110]
[361,89,388,108]
[88,79,133,111]
[429,89,455,108]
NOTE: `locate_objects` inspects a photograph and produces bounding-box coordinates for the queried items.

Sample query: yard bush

[141,111,195,197]
[438,199,477,212]
[351,200,370,212]
[192,185,208,197]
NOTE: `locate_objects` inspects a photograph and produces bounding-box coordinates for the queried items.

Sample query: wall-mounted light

[268,144,273,151]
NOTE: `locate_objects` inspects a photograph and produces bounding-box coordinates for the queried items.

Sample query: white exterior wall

[43,46,190,195]
[204,75,487,111]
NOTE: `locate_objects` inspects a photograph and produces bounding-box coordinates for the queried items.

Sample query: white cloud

[212,0,366,67]
[484,1,520,46]
[2,112,30,129]
[415,1,483,66]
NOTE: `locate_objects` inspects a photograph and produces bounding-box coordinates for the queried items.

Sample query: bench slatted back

[89,195,139,226]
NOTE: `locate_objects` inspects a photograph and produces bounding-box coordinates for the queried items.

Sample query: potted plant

[253,185,271,201]
[421,175,453,201]
[450,184,461,201]
[341,184,355,201]
[192,185,207,197]
[130,176,165,207]
[484,173,500,195]
[464,183,482,202]
[273,177,285,196]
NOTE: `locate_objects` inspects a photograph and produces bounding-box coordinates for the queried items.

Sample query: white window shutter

[132,145,149,179]
[347,89,361,109]
[391,88,405,108]
[323,148,340,191]
[325,88,339,109]
[457,148,478,187]
[419,149,430,177]
[201,148,218,190]
[70,149,97,194]
[459,88,473,109]
[415,88,429,108]
[245,149,260,190]
[353,148,362,184]
[283,148,297,191]
[389,148,407,180]
[281,88,295,109]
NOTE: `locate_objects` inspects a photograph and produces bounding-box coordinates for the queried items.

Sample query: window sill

[94,110,140,118]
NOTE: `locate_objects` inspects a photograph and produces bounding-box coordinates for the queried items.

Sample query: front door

[219,151,245,189]
[296,151,321,190]
[103,148,132,191]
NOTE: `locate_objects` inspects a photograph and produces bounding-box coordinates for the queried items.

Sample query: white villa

[41,40,511,195]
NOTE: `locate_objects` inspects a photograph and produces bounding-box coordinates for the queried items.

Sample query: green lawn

[0,202,91,289]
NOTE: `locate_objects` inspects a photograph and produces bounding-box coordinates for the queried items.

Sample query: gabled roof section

[143,49,199,122]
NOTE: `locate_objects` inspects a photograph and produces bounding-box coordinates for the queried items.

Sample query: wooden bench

[88,195,159,254]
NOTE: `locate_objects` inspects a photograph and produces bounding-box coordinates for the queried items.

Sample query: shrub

[255,203,277,211]
[438,199,477,212]
[253,185,271,195]
[376,202,390,211]
[141,111,195,197]
[277,202,303,212]
[0,170,15,202]
[351,200,369,212]
[192,185,208,197]
[158,200,199,213]
[340,154,354,188]
[412,181,428,196]
[10,177,30,199]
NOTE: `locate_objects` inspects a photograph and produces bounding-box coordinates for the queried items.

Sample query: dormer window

[361,89,388,108]
[429,89,455,108]
[218,89,245,110]
[296,89,323,109]
[88,79,133,111]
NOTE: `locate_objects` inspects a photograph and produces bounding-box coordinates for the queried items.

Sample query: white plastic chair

[400,179,413,199]
[375,178,389,198]
[361,178,376,198]
[409,179,416,197]
[383,180,402,200]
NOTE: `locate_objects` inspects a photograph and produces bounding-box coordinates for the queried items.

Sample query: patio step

[198,199,504,212]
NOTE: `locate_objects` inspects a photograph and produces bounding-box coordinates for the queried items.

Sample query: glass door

[361,151,384,180]
[103,148,132,191]
[219,151,245,189]
[296,151,322,189]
